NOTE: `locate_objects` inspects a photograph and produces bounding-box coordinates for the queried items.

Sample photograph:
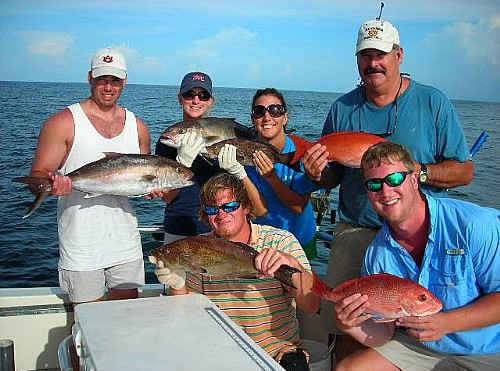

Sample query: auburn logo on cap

[192,73,205,81]
[102,55,114,63]
[368,29,379,38]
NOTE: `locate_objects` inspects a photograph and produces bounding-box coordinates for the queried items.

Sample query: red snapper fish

[312,272,442,322]
[289,132,387,168]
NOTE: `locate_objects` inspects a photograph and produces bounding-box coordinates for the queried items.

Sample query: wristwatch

[419,163,428,184]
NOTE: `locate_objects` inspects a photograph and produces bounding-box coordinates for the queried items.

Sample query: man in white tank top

[28,47,151,307]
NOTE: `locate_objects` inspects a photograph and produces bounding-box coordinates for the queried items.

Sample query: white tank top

[57,103,143,271]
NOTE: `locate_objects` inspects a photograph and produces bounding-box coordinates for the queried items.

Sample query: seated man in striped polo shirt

[154,172,320,371]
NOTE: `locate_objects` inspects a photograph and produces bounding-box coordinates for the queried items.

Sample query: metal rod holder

[0,339,15,371]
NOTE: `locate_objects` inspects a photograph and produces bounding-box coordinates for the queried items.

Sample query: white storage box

[72,294,284,371]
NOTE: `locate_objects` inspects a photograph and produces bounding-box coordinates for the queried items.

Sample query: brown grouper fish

[312,272,442,322]
[149,235,301,288]
[202,138,300,172]
[289,132,387,168]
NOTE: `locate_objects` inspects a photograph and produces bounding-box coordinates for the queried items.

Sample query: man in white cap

[301,19,474,360]
[27,47,151,309]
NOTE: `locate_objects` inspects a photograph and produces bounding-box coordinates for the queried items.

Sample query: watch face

[419,173,428,183]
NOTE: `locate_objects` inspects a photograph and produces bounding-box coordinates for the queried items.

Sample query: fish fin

[22,191,50,219]
[311,270,333,299]
[82,193,103,198]
[142,174,157,182]
[288,135,313,164]
[102,152,123,158]
[13,177,53,218]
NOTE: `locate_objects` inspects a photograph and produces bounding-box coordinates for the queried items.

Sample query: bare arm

[253,150,310,214]
[418,159,473,189]
[136,117,151,154]
[397,292,500,342]
[29,109,74,196]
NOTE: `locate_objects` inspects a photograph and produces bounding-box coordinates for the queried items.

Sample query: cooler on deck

[70,294,285,371]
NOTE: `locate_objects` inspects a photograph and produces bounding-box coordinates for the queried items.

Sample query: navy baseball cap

[179,72,212,94]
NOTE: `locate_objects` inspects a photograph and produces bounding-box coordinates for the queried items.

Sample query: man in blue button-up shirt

[333,142,499,371]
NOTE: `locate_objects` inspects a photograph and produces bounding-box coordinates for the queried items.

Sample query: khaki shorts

[59,258,145,303]
[374,329,500,371]
[319,221,379,334]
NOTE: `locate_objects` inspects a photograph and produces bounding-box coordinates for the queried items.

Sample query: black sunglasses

[182,89,212,101]
[252,104,286,119]
[203,201,241,216]
[365,171,412,192]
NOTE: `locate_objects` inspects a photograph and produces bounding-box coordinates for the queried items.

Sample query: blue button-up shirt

[362,196,500,355]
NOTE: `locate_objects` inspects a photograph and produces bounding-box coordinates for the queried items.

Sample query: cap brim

[356,40,394,54]
[91,67,127,79]
[180,81,212,94]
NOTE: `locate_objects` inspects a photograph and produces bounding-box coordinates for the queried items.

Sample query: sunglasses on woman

[181,89,212,101]
[365,171,412,192]
[252,104,286,119]
[203,201,241,216]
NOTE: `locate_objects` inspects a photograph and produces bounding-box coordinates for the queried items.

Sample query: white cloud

[23,32,75,57]
[181,27,256,59]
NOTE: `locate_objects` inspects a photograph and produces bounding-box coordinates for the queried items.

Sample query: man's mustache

[365,67,386,75]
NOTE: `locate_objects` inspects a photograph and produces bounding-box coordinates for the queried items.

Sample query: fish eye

[179,129,186,134]
[418,293,428,302]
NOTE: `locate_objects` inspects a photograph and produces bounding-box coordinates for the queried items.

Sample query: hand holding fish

[254,247,301,281]
[154,260,186,290]
[218,144,247,180]
[50,173,72,196]
[334,293,373,330]
[301,143,330,183]
[176,131,204,167]
[397,312,449,342]
[145,188,180,203]
[253,150,275,178]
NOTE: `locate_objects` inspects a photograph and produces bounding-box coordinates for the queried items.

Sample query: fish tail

[311,270,332,299]
[288,135,312,164]
[13,177,53,218]
[275,265,301,289]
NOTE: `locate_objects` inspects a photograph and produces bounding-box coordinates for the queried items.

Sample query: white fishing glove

[154,261,186,290]
[176,131,204,167]
[218,144,247,180]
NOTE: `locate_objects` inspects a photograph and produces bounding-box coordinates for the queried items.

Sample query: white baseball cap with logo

[90,47,127,79]
[356,20,400,54]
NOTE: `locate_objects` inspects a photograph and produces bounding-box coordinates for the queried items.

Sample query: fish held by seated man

[312,272,442,322]
[149,235,301,288]
[14,153,194,218]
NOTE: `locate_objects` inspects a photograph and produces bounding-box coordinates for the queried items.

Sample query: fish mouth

[160,135,179,148]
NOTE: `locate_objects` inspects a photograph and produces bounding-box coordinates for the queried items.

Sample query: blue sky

[1,0,499,102]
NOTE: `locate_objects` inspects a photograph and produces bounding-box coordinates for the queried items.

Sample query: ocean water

[0,81,498,288]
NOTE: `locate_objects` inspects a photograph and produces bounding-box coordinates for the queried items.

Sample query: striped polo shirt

[185,223,312,361]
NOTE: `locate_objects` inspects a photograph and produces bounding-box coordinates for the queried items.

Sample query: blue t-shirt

[155,139,219,236]
[322,80,470,227]
[362,196,500,355]
[246,136,322,251]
